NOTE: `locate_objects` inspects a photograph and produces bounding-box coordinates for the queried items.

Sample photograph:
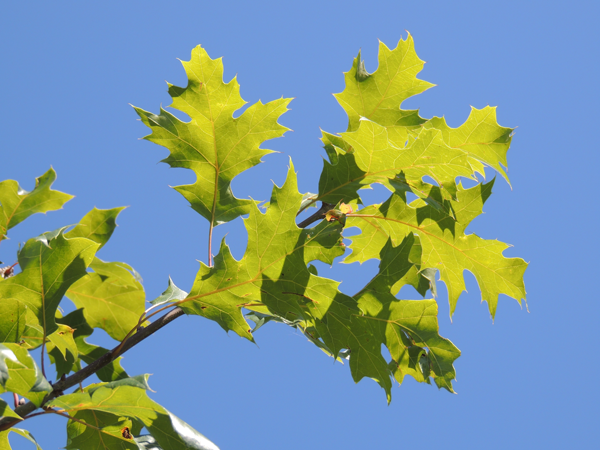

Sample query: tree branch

[0,306,186,431]
[297,202,334,229]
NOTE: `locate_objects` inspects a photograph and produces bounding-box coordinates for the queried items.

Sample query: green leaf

[65,411,138,450]
[0,299,27,343]
[66,258,145,341]
[46,324,78,379]
[179,161,345,341]
[149,277,188,307]
[345,181,528,317]
[0,231,99,340]
[0,344,51,407]
[313,37,513,214]
[146,409,219,450]
[66,207,127,250]
[47,324,78,360]
[354,235,460,391]
[180,162,456,400]
[0,399,22,421]
[333,35,433,135]
[133,45,291,226]
[421,106,514,183]
[0,168,73,241]
[0,427,42,450]
[57,308,130,382]
[318,121,475,206]
[48,378,219,450]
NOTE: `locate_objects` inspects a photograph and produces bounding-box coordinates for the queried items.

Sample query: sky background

[1,1,598,448]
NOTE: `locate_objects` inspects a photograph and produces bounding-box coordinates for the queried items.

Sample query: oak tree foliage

[0,35,526,449]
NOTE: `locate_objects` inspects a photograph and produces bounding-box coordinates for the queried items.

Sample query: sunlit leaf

[0,231,98,340]
[58,309,129,382]
[0,168,72,241]
[346,181,527,317]
[0,427,42,450]
[48,377,219,450]
[66,258,145,341]
[66,207,127,250]
[0,299,27,343]
[133,45,291,227]
[0,344,51,407]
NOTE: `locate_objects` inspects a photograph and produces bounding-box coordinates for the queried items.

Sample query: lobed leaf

[0,344,51,407]
[58,308,129,382]
[314,37,514,213]
[0,427,42,450]
[179,161,345,341]
[65,207,126,250]
[345,181,528,317]
[0,168,73,242]
[66,258,145,341]
[0,230,99,340]
[421,106,514,183]
[318,121,475,206]
[334,35,433,135]
[133,45,291,227]
[180,162,455,400]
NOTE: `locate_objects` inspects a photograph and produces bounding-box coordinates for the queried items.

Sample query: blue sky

[1,1,598,448]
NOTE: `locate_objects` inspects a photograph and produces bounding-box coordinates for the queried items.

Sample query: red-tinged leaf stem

[208,219,214,267]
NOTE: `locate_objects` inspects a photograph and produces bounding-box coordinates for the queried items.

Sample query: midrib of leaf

[1,187,25,238]
[1,190,23,237]
[197,60,220,231]
[38,250,47,352]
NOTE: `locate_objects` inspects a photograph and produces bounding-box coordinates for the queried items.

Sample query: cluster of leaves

[0,34,526,449]
[0,171,218,448]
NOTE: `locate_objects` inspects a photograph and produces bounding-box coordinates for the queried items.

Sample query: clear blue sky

[1,1,598,448]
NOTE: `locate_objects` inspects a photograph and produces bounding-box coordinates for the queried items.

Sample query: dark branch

[297,202,334,229]
[0,306,186,431]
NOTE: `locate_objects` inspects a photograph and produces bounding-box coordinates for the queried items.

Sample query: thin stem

[208,220,214,267]
[112,302,178,358]
[22,410,53,420]
[50,410,102,431]
[40,340,46,379]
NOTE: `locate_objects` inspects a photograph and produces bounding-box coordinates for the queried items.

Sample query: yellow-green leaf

[133,45,291,226]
